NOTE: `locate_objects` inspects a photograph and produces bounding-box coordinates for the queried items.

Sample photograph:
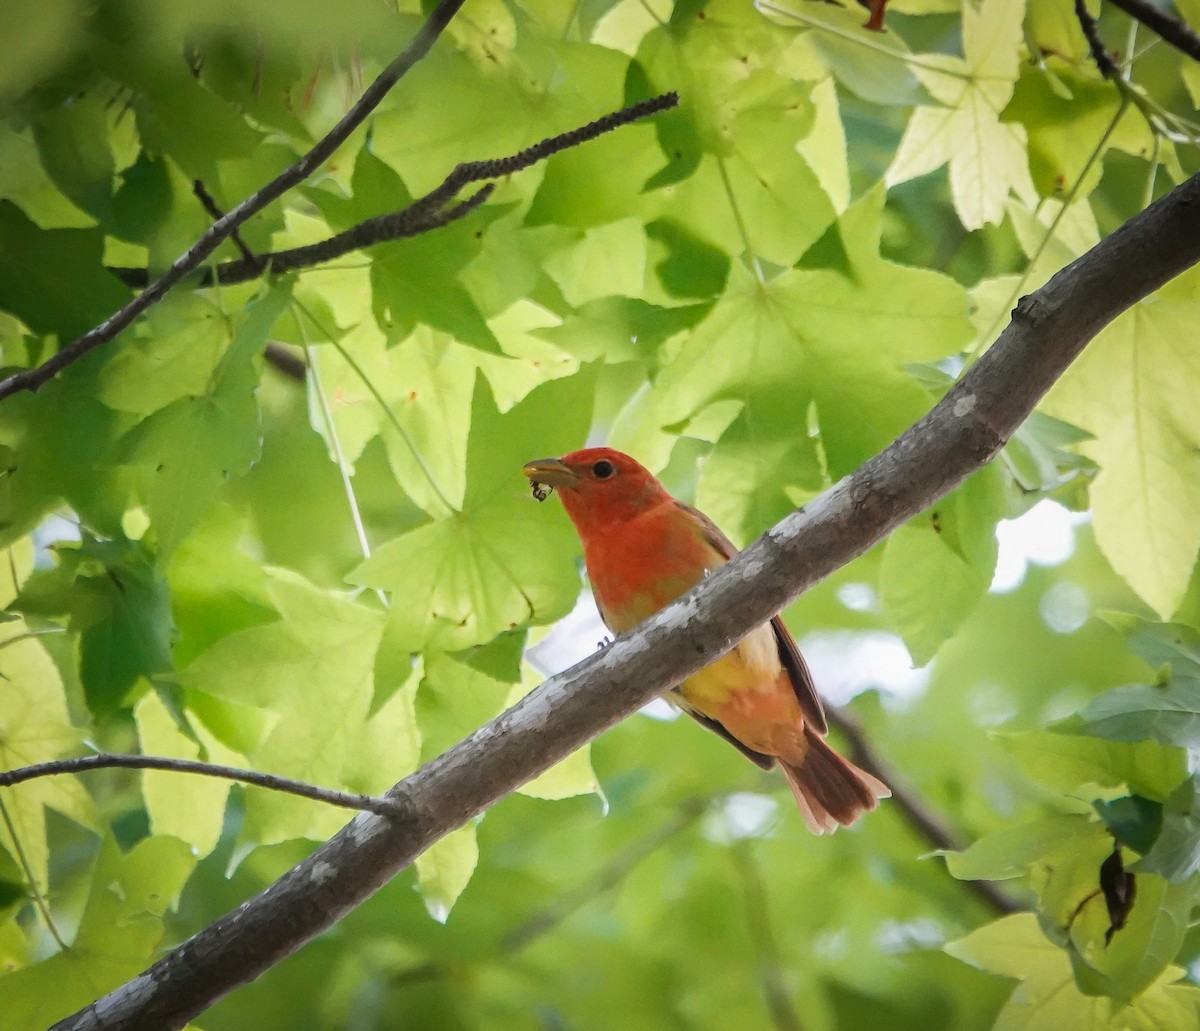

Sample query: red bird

[523,447,888,834]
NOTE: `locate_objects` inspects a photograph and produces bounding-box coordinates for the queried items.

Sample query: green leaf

[1001,730,1186,801]
[121,282,291,553]
[694,405,822,549]
[880,469,1003,666]
[760,0,924,107]
[415,652,512,764]
[946,913,1200,1030]
[30,91,115,226]
[0,376,134,545]
[180,569,384,846]
[543,218,648,308]
[91,38,262,181]
[134,691,245,860]
[654,189,971,479]
[885,0,1036,229]
[110,150,173,245]
[1071,681,1200,750]
[0,606,93,891]
[0,836,195,1031]
[17,533,174,716]
[97,293,229,416]
[351,371,594,654]
[943,815,1097,883]
[1044,270,1200,619]
[1094,796,1163,856]
[1140,777,1200,883]
[0,200,131,343]
[415,823,479,923]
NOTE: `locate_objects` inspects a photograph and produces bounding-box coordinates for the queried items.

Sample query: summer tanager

[523,446,889,834]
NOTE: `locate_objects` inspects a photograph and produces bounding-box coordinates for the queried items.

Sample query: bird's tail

[780,728,890,835]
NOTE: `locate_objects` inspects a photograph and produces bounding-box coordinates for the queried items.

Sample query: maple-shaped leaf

[885,0,1036,230]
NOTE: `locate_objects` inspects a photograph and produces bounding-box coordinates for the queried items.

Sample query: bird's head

[523,447,670,529]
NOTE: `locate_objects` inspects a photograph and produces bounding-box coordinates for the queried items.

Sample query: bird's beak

[522,458,579,489]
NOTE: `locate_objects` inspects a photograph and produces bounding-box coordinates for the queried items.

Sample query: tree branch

[829,707,1022,914]
[0,753,402,818]
[0,0,470,404]
[50,172,1200,1031]
[190,180,256,264]
[501,796,709,952]
[731,843,806,1031]
[1076,0,1122,79]
[106,92,679,291]
[1107,0,1200,65]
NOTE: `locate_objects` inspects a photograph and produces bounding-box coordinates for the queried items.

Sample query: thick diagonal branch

[51,173,1200,1031]
[0,0,468,403]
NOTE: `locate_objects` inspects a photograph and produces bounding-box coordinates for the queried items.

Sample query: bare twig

[1075,0,1122,79]
[731,843,805,1031]
[830,707,1023,914]
[501,796,709,952]
[263,342,308,381]
[1107,0,1200,64]
[0,754,403,818]
[191,180,256,264]
[0,795,68,950]
[0,0,469,403]
[49,171,1200,1031]
[107,92,680,291]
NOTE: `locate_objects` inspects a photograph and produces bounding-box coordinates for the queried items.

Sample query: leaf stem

[289,296,457,516]
[967,93,1130,362]
[0,793,68,950]
[717,155,765,284]
[755,0,973,81]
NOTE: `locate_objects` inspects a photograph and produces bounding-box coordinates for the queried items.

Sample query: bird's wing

[667,688,776,770]
[678,501,829,735]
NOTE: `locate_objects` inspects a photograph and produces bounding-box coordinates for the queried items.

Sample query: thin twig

[0,0,470,403]
[501,797,709,952]
[829,707,1023,915]
[263,342,308,381]
[0,754,404,818]
[731,843,805,1031]
[191,181,256,264]
[1107,0,1200,64]
[0,794,68,950]
[292,296,458,515]
[1075,0,1122,79]
[107,92,680,291]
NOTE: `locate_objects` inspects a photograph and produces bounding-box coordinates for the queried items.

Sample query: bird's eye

[592,460,615,479]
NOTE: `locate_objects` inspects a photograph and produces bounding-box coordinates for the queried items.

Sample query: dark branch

[191,180,256,264]
[0,753,402,818]
[50,172,1200,1031]
[1107,0,1200,64]
[107,92,680,290]
[0,0,469,403]
[264,342,308,381]
[830,707,1023,914]
[1075,0,1122,79]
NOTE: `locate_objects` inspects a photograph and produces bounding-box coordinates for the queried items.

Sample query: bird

[523,446,889,834]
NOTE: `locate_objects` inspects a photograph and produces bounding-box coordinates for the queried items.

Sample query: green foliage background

[3,0,1200,1027]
